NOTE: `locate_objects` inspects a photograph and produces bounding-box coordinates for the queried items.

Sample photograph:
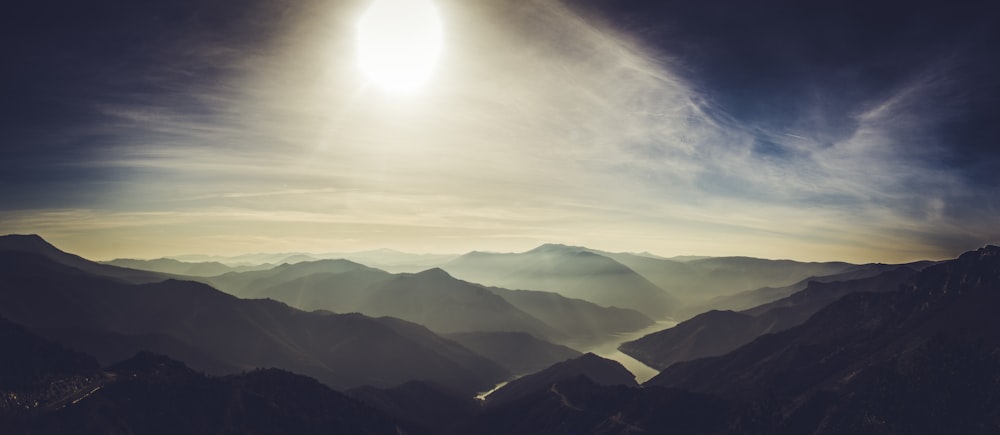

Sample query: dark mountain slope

[0,315,102,416]
[0,234,168,284]
[0,250,507,394]
[10,352,404,435]
[485,286,653,341]
[681,261,934,317]
[444,331,581,375]
[621,267,917,370]
[467,376,734,435]
[103,257,270,276]
[647,246,1000,414]
[485,353,637,407]
[349,381,480,435]
[32,326,239,375]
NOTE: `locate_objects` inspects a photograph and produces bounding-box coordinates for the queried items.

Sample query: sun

[356,0,444,93]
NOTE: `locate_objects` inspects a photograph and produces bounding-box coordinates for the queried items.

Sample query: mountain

[645,246,1000,433]
[601,250,858,306]
[170,252,317,266]
[0,314,102,415]
[466,376,734,435]
[484,353,637,407]
[241,266,396,309]
[3,351,404,434]
[349,380,480,435]
[329,248,459,273]
[102,257,272,276]
[443,244,678,318]
[679,261,936,317]
[485,287,653,341]
[0,234,169,284]
[0,248,507,394]
[212,260,652,342]
[203,258,381,297]
[31,326,239,375]
[444,331,581,375]
[620,267,918,370]
[352,268,561,338]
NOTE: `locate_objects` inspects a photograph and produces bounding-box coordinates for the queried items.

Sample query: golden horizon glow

[356,0,443,92]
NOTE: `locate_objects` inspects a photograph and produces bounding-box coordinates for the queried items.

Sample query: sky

[1,0,998,263]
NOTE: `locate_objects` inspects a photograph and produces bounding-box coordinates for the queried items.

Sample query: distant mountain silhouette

[444,331,581,375]
[443,244,678,318]
[204,258,381,297]
[204,259,652,342]
[603,250,858,307]
[679,261,936,317]
[645,246,1000,433]
[330,249,458,273]
[0,247,507,394]
[0,234,169,283]
[485,353,637,407]
[353,268,561,338]
[5,235,998,434]
[621,267,918,370]
[103,257,272,276]
[485,286,653,341]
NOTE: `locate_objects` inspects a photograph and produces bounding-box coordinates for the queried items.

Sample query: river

[574,320,677,383]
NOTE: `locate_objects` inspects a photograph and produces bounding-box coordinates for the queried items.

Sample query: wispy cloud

[3,0,996,262]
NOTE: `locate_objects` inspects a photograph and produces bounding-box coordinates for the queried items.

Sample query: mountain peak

[962,245,1000,260]
[527,243,586,254]
[414,267,453,279]
[0,234,59,253]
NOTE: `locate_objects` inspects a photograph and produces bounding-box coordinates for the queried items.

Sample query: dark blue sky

[1,0,998,261]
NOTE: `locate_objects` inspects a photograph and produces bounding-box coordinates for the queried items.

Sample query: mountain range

[0,236,506,394]
[3,234,998,434]
[620,266,920,370]
[201,256,654,344]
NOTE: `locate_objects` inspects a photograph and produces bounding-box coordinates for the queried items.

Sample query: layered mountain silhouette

[0,237,507,394]
[0,234,168,284]
[103,257,272,276]
[204,258,385,298]
[601,249,860,307]
[621,267,918,370]
[678,260,936,317]
[484,353,637,407]
[201,258,652,342]
[444,331,580,375]
[442,244,678,318]
[4,234,998,434]
[644,245,1000,433]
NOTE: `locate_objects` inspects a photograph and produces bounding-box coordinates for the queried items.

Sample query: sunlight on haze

[356,0,444,92]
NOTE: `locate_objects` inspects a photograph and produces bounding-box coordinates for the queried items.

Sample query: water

[576,320,677,383]
[475,380,510,400]
[475,320,678,399]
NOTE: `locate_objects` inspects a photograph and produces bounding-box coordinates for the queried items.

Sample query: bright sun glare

[356,0,443,93]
